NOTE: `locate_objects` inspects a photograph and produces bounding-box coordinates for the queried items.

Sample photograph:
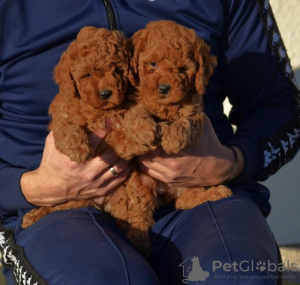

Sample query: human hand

[137,115,244,190]
[21,131,130,207]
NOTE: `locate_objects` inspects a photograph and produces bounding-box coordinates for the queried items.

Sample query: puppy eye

[115,68,124,76]
[150,62,157,67]
[178,67,187,73]
[83,73,91,77]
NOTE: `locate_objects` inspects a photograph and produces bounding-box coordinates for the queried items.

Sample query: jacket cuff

[0,167,36,212]
[226,137,264,184]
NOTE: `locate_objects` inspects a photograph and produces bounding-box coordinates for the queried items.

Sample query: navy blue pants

[2,195,279,284]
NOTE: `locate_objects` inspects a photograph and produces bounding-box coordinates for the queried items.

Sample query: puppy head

[131,21,217,108]
[54,26,134,110]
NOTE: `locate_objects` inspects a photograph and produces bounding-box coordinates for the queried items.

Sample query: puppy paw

[124,105,159,151]
[160,120,190,154]
[21,208,48,228]
[22,213,38,228]
[54,128,92,163]
[210,185,233,200]
[138,119,158,149]
[175,185,232,210]
[66,145,92,163]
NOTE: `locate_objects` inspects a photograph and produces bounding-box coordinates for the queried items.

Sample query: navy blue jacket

[0,0,299,223]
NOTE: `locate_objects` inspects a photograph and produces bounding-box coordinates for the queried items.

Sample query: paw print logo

[256,261,266,272]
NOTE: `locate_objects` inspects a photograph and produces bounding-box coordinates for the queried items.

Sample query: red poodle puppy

[22,27,158,256]
[131,20,232,210]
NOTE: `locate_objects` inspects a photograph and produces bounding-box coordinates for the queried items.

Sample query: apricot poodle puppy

[22,26,159,256]
[131,20,232,209]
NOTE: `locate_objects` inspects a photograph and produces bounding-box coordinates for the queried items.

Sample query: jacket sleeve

[0,159,35,216]
[222,0,300,183]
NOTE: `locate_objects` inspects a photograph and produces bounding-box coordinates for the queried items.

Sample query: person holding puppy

[0,1,299,284]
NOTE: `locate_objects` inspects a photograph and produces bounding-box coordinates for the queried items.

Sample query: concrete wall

[263,0,300,245]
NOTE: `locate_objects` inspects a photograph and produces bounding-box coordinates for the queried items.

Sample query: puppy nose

[158,84,171,95]
[99,90,112,99]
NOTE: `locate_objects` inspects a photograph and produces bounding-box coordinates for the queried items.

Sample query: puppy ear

[127,66,138,88]
[123,38,137,87]
[76,26,98,41]
[53,50,78,98]
[131,28,148,77]
[194,38,217,95]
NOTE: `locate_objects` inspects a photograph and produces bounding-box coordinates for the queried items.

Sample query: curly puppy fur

[131,21,232,209]
[22,27,159,256]
[50,26,156,162]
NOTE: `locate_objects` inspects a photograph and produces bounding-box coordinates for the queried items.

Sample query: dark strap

[0,220,49,285]
[276,240,283,285]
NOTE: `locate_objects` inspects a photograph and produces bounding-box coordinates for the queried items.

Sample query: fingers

[107,158,130,178]
[89,131,108,151]
[88,150,129,178]
[38,129,134,206]
[139,146,168,160]
[80,155,131,197]
[90,150,119,168]
[138,161,169,183]
[91,163,132,202]
[155,180,174,195]
[44,131,58,154]
[137,147,177,182]
[93,196,105,205]
[101,165,131,192]
[89,125,112,152]
[90,119,114,152]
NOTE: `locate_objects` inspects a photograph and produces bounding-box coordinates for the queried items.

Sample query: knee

[12,209,160,285]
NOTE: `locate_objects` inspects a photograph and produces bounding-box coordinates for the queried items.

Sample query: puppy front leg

[159,118,196,154]
[113,105,159,159]
[160,104,204,154]
[125,104,158,147]
[52,123,91,163]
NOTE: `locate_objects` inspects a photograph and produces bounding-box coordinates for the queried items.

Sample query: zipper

[102,0,117,30]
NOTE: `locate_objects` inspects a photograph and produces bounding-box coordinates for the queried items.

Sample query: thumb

[90,119,113,151]
[90,130,108,151]
[93,196,105,205]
